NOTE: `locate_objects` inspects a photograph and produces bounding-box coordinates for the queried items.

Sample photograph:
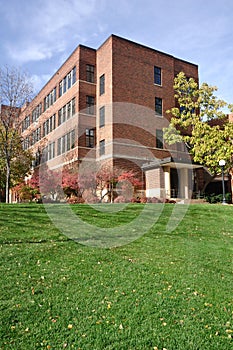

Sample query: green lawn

[0,203,233,350]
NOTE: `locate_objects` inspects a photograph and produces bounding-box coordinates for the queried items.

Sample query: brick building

[18,34,203,202]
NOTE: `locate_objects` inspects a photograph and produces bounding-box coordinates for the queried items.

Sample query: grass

[0,203,233,349]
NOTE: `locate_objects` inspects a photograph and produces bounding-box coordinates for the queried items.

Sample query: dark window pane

[154,66,161,85]
[100,74,105,95]
[155,97,162,116]
[156,129,163,149]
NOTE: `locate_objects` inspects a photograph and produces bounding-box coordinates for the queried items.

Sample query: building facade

[18,34,201,202]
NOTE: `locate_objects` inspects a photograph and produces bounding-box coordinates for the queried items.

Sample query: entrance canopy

[142,157,202,171]
[142,157,202,200]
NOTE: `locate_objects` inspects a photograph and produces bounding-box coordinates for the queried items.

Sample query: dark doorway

[170,168,179,198]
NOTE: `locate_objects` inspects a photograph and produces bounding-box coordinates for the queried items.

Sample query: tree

[0,66,34,202]
[0,125,33,201]
[164,72,233,189]
[29,165,61,201]
[61,164,79,198]
[78,164,143,203]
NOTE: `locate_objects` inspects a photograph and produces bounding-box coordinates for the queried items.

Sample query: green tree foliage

[0,127,33,195]
[164,72,233,175]
[0,66,34,202]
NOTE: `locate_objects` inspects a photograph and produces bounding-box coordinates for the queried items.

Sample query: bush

[147,197,161,203]
[131,197,141,203]
[130,196,176,204]
[67,196,85,204]
[114,196,127,203]
[204,192,232,204]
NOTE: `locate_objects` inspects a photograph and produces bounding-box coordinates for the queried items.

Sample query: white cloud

[6,41,66,63]
[2,0,101,64]
[31,74,53,94]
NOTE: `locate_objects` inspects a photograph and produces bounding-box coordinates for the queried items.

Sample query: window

[99,106,105,127]
[42,142,55,162]
[154,66,161,85]
[43,114,56,136]
[86,96,95,115]
[22,137,30,150]
[44,89,56,112]
[62,106,66,123]
[155,97,162,116]
[58,98,76,126]
[49,142,55,160]
[72,98,76,116]
[34,151,41,166]
[86,64,94,83]
[57,138,61,156]
[85,129,95,148]
[32,103,42,122]
[57,130,76,156]
[63,77,67,94]
[31,127,41,145]
[72,66,76,84]
[71,129,75,149]
[100,74,105,95]
[59,81,63,97]
[99,139,105,156]
[67,72,72,89]
[22,115,30,132]
[59,66,76,97]
[58,109,62,126]
[67,101,71,119]
[156,129,163,149]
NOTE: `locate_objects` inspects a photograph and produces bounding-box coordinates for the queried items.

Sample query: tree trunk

[230,169,233,204]
[200,174,216,194]
[5,160,10,203]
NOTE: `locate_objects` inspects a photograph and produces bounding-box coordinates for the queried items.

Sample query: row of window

[23,126,163,155]
[23,96,100,136]
[32,103,43,122]
[38,129,76,164]
[99,130,164,158]
[44,88,57,112]
[21,65,78,132]
[34,130,76,164]
[58,98,76,126]
[23,114,56,149]
[42,142,56,162]
[22,115,31,132]
[31,127,41,146]
[59,67,76,97]
[43,114,56,137]
[22,64,160,132]
[22,103,43,132]
[27,127,96,165]
[34,128,95,165]
[98,98,162,129]
[23,93,95,134]
[99,66,162,98]
[31,129,163,167]
[57,130,76,156]
[23,97,98,150]
[22,98,76,148]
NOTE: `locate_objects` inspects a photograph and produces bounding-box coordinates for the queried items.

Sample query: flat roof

[98,34,198,68]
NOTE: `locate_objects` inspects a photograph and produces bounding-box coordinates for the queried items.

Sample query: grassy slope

[0,203,233,350]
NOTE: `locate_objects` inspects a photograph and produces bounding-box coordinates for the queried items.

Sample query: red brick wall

[20,45,97,163]
[96,37,114,158]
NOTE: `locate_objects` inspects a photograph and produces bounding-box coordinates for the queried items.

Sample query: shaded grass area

[0,203,233,349]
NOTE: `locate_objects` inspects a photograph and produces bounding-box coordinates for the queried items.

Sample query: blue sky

[0,0,232,108]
